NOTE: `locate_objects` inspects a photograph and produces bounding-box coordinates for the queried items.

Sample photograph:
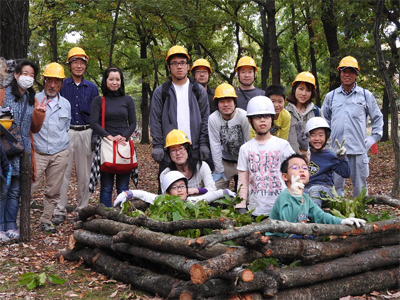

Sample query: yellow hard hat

[43,62,66,79]
[214,83,237,100]
[235,56,258,72]
[337,56,359,71]
[190,59,212,74]
[0,119,13,130]
[66,47,89,63]
[166,45,190,62]
[165,129,191,148]
[292,71,316,89]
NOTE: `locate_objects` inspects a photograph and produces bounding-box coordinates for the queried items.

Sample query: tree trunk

[0,0,29,59]
[271,267,399,300]
[236,244,400,293]
[320,0,340,90]
[60,247,186,298]
[198,217,400,247]
[82,218,233,259]
[19,151,31,242]
[373,0,400,198]
[265,0,280,85]
[258,3,270,89]
[305,7,320,105]
[190,247,262,284]
[79,204,235,232]
[109,0,122,66]
[248,230,399,263]
[291,4,302,73]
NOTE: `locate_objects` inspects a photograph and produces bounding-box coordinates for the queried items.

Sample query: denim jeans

[0,176,20,231]
[304,184,333,207]
[100,171,130,207]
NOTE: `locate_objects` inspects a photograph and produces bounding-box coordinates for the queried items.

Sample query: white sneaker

[6,229,20,240]
[0,231,10,242]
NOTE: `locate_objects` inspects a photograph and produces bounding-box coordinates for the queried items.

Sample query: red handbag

[100,97,137,174]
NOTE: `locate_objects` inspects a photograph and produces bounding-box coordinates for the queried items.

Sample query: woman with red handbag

[90,67,136,207]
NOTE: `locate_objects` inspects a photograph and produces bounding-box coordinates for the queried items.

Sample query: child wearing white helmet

[304,117,350,206]
[236,96,295,217]
[114,170,235,207]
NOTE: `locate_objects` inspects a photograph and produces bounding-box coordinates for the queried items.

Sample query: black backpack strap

[239,87,250,102]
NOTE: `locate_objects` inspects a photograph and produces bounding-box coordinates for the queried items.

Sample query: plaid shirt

[60,76,98,125]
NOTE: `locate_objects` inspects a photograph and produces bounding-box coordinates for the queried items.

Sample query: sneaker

[52,214,66,225]
[39,223,57,233]
[0,231,10,242]
[5,229,20,240]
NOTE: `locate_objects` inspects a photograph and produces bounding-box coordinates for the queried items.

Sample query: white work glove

[335,139,347,160]
[151,148,164,163]
[365,136,376,150]
[290,175,304,196]
[223,189,236,198]
[114,192,128,207]
[341,217,366,228]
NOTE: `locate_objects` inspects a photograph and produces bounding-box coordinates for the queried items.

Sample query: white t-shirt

[237,136,295,216]
[174,80,191,142]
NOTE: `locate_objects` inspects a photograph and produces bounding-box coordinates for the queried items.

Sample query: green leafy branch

[18,271,66,290]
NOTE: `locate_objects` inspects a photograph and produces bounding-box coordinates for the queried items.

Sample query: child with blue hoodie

[303,117,351,206]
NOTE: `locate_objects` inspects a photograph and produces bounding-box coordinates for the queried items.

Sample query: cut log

[200,217,400,247]
[190,247,263,284]
[60,247,185,298]
[365,195,400,208]
[73,230,113,249]
[236,245,400,293]
[271,267,399,300]
[250,230,400,263]
[78,203,235,232]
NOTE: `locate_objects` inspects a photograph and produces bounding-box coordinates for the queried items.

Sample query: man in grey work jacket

[150,45,210,181]
[322,56,383,198]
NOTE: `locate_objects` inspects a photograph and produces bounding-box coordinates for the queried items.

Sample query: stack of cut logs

[60,196,400,300]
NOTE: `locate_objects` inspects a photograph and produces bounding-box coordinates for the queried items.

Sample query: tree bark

[265,0,280,85]
[271,267,399,300]
[81,218,232,259]
[236,245,400,293]
[320,0,340,90]
[19,151,31,242]
[199,218,400,247]
[79,204,235,232]
[305,7,320,105]
[291,4,302,73]
[373,0,400,198]
[250,230,400,263]
[60,247,186,298]
[0,0,29,59]
[365,195,400,208]
[190,247,262,284]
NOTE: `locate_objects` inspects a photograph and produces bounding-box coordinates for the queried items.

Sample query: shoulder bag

[100,97,137,174]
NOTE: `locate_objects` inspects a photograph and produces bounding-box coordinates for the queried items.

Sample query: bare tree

[0,0,30,59]
[373,0,400,197]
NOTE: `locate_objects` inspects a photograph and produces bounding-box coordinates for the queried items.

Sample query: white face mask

[17,75,34,90]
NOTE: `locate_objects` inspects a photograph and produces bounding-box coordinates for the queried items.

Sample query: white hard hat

[246,96,275,117]
[161,171,188,194]
[306,117,330,133]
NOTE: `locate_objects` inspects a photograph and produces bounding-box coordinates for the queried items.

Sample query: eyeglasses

[252,114,271,120]
[170,146,186,155]
[169,185,186,191]
[170,61,188,67]
[288,164,308,171]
